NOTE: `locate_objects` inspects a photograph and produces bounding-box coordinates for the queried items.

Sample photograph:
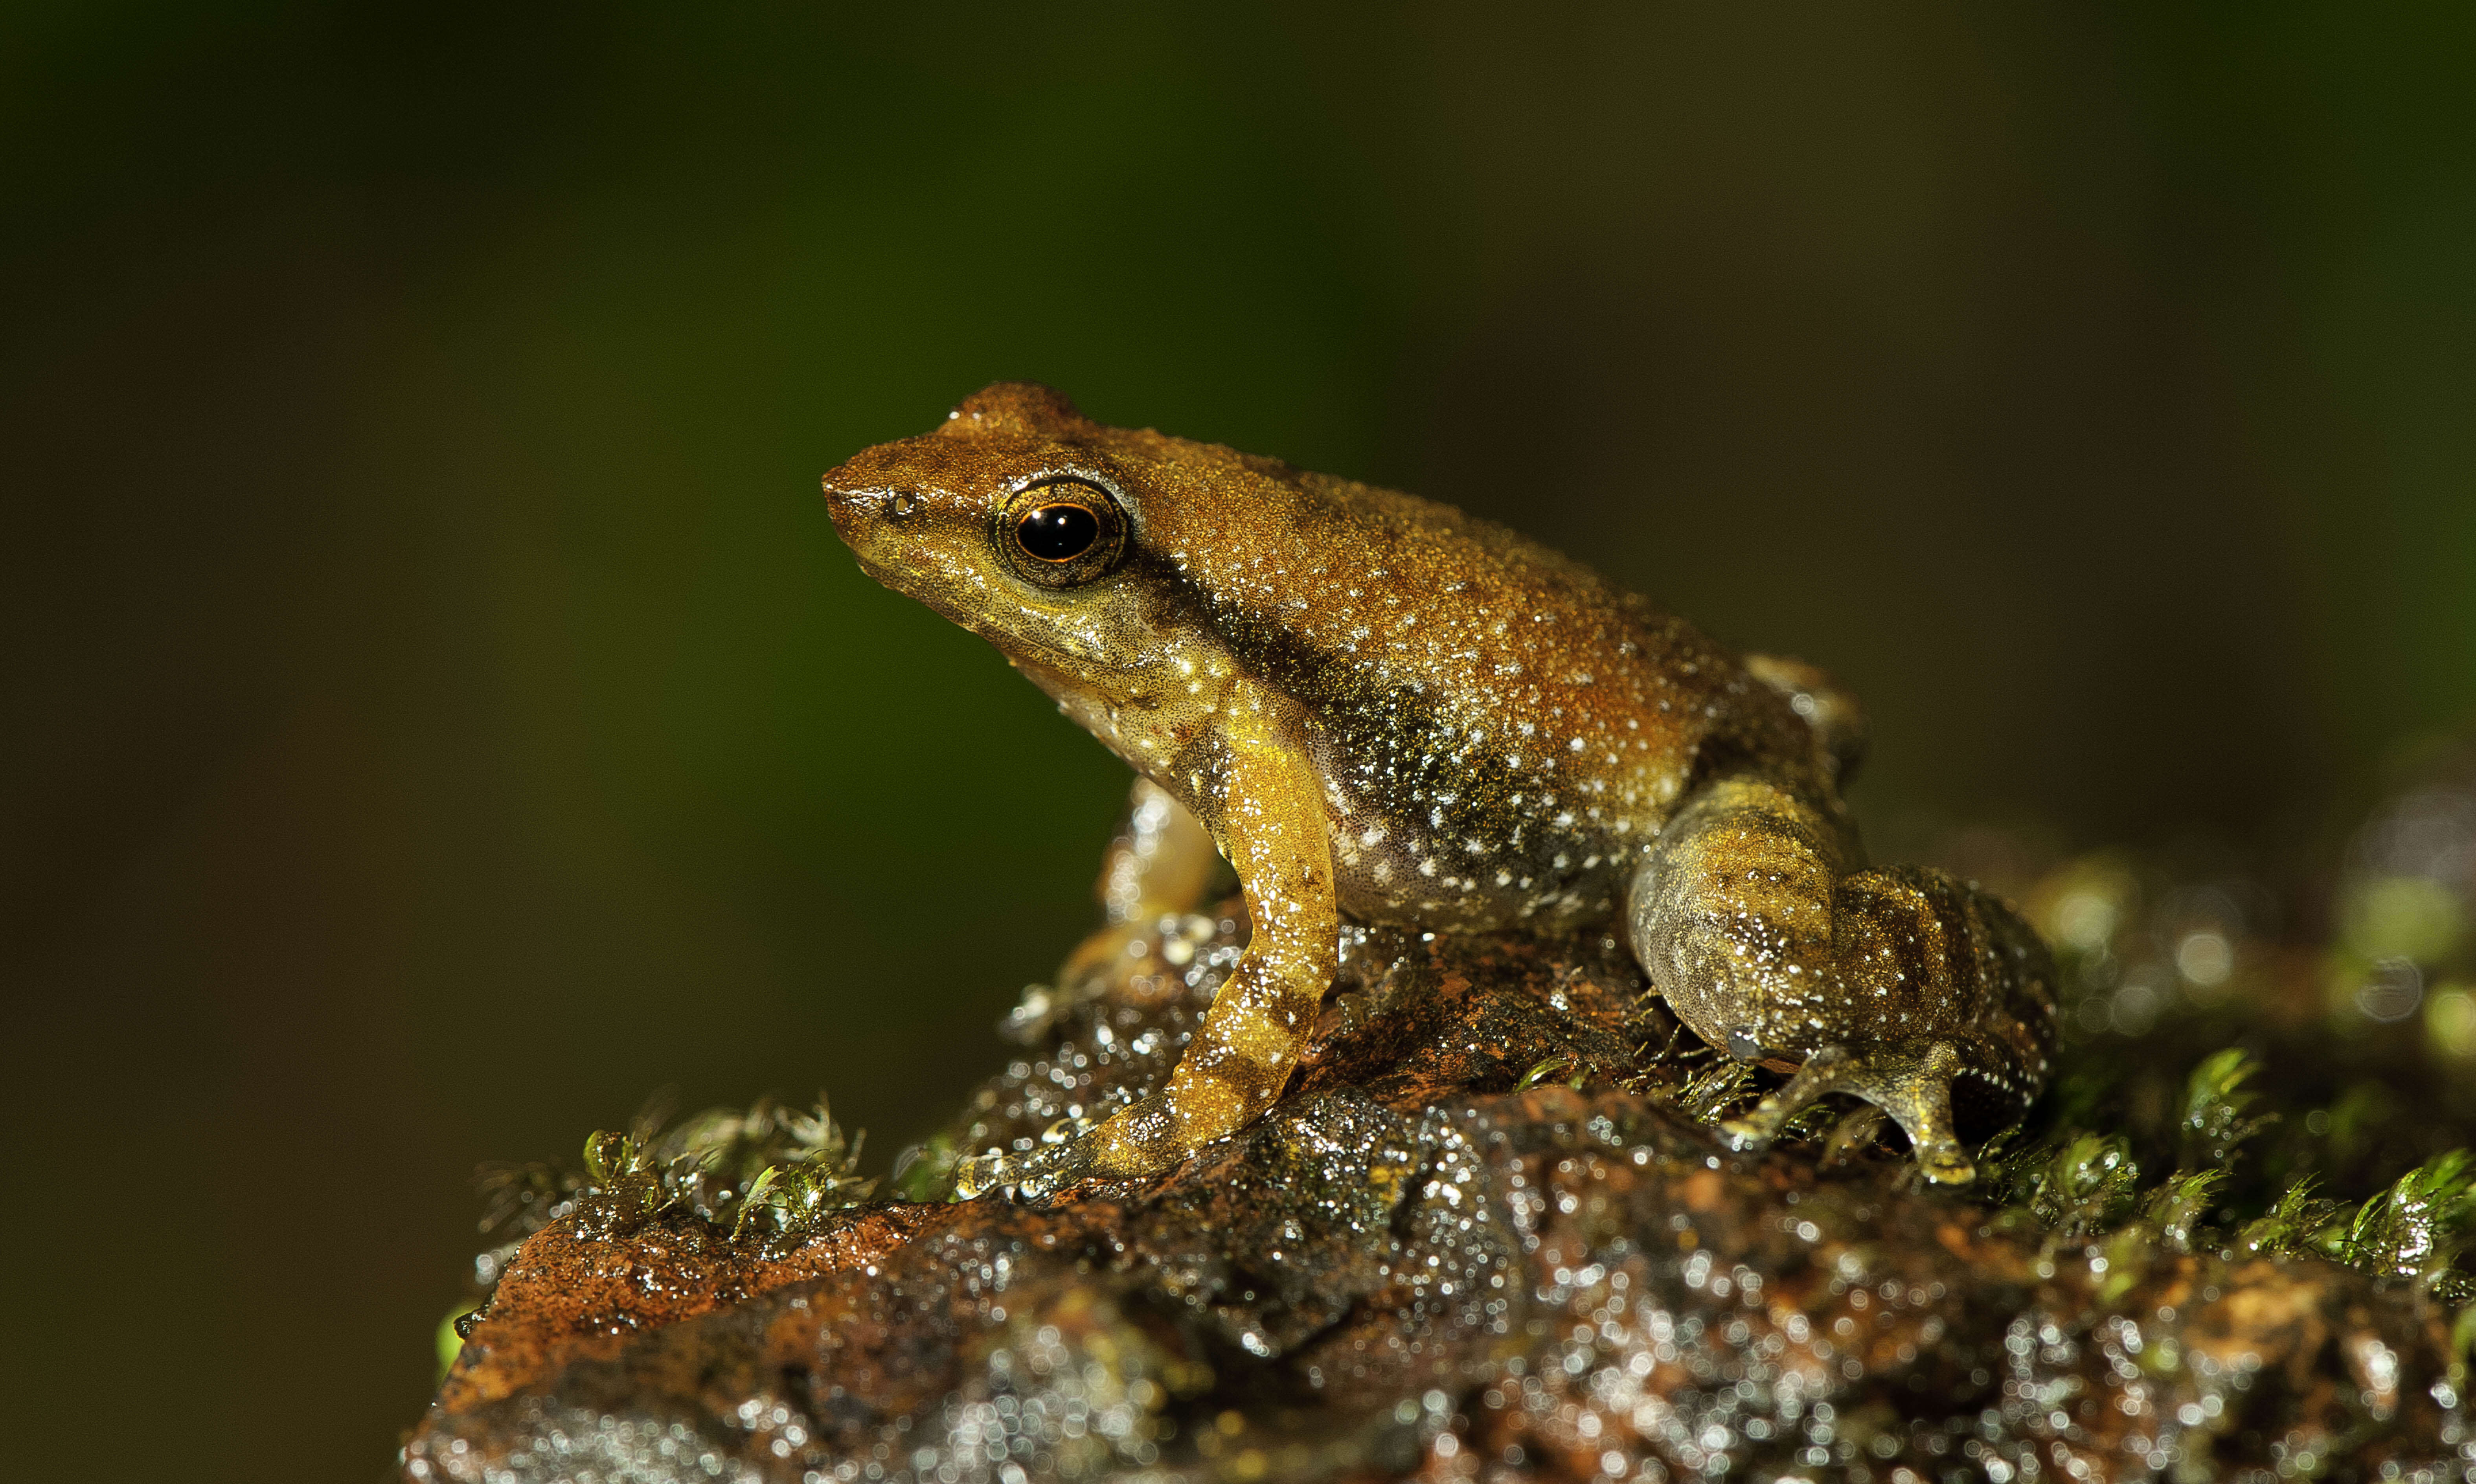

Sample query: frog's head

[822,382,1239,691]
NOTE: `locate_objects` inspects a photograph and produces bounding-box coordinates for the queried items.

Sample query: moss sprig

[2235,1178,2348,1260]
[2175,1047,2276,1173]
[730,1102,877,1249]
[2333,1150,2476,1302]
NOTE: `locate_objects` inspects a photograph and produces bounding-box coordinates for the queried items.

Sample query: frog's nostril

[822,487,924,535]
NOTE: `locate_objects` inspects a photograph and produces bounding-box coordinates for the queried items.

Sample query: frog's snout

[821,483,928,544]
[819,478,858,534]
[818,481,867,534]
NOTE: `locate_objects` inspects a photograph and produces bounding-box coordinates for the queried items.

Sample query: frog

[822,383,2056,1197]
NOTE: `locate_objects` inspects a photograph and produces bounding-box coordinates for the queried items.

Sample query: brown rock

[404,914,2475,1482]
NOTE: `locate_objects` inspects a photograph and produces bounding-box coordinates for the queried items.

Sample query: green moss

[2175,1047,2275,1173]
[1967,1029,2471,1319]
[1516,1055,1601,1092]
[2135,1170,2226,1255]
[2009,1131,2143,1242]
[434,1308,467,1381]
[2237,1178,2348,1260]
[1670,1056,1761,1126]
[731,1106,876,1246]
[462,1092,878,1299]
[889,1131,965,1203]
[2334,1150,2476,1302]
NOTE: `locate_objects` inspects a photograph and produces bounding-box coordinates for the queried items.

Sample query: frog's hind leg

[1626,775,2055,1185]
[1719,1040,1974,1183]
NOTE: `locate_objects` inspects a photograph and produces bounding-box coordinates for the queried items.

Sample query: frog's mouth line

[846,550,1138,681]
[848,551,997,640]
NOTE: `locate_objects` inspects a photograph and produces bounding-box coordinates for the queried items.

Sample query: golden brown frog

[823,384,2055,1196]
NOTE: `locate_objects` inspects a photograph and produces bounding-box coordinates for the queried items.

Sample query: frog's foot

[1015,914,1222,1044]
[952,1139,1097,1203]
[951,1093,1187,1203]
[1056,919,1154,999]
[1718,1040,1976,1184]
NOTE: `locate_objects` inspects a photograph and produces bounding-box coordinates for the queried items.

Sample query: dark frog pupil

[1017,503,1101,562]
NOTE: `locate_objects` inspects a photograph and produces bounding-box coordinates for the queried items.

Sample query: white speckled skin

[823,384,2056,1191]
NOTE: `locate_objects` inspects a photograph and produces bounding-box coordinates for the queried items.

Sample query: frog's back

[1135,454,1824,930]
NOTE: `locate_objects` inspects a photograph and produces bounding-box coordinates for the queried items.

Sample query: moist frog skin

[823,383,2056,1197]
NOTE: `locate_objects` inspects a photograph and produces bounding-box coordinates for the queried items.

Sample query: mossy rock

[406,827,2476,1483]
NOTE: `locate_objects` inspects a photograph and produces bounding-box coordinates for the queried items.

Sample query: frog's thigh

[1626,777,1851,1054]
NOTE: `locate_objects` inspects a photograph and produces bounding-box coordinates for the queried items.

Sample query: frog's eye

[1017,503,1099,561]
[998,478,1127,587]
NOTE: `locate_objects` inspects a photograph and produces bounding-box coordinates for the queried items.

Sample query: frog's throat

[848,555,1003,643]
[852,557,1143,683]
[1011,652,1210,716]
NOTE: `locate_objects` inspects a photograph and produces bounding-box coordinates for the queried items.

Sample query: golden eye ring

[998,478,1127,587]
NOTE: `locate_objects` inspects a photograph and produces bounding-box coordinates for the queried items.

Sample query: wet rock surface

[408,922,2474,1480]
[407,745,2476,1481]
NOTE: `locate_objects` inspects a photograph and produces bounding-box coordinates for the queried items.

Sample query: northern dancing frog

[823,384,2055,1195]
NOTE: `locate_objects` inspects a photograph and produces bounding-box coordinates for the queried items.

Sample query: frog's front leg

[981,689,1338,1201]
[1627,777,2055,1184]
[1051,775,1222,1003]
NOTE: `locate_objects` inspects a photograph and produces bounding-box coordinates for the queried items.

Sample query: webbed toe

[953,1091,1192,1202]
[953,1136,1104,1203]
[1719,1039,1977,1184]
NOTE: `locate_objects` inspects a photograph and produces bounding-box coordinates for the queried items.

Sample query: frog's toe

[952,1138,1099,1203]
[951,1151,1001,1200]
[952,1094,1189,1203]
[1718,1040,1976,1185]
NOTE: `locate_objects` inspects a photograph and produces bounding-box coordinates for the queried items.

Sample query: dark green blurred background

[4,4,2471,1478]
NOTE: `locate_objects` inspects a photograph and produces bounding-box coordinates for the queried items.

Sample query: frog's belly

[1303,713,1677,934]
[1323,809,1637,933]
